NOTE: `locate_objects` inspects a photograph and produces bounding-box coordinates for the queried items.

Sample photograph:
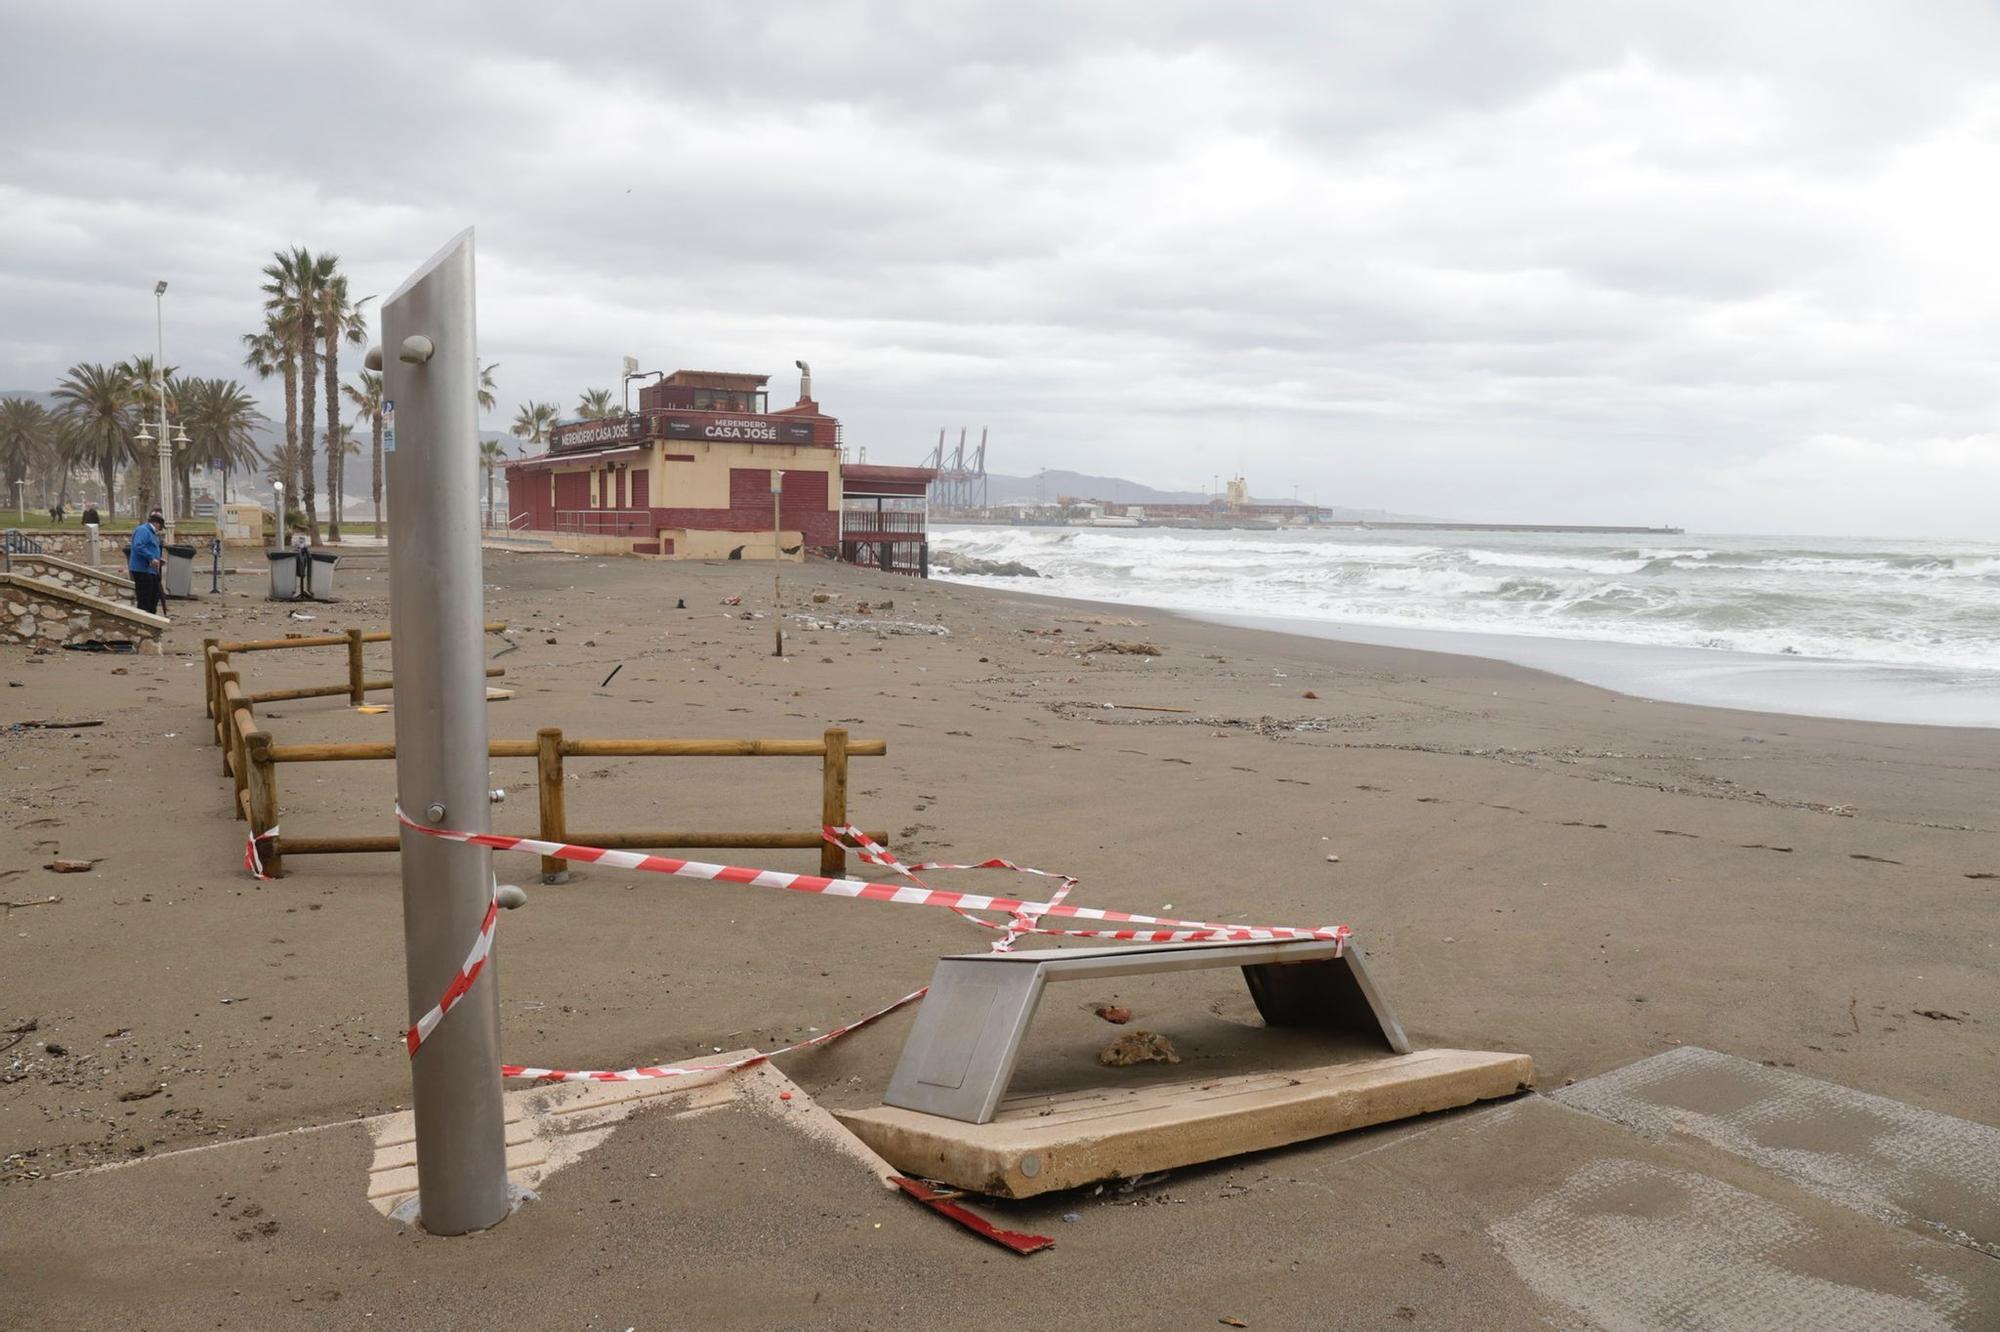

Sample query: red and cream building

[504,365,938,568]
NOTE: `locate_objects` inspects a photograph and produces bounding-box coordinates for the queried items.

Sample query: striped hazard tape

[377,806,1351,1081]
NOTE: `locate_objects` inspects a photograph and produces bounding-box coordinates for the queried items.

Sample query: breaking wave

[930,525,2000,674]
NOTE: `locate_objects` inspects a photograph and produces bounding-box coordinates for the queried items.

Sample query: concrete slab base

[366,1051,897,1217]
[1554,1044,2000,1257]
[835,1046,1532,1198]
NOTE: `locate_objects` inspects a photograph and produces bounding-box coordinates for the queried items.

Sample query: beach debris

[1325,855,1340,863]
[6,894,65,910]
[812,592,831,603]
[1848,994,1860,1034]
[496,884,529,910]
[1099,1031,1181,1067]
[0,1019,36,1055]
[890,1177,1054,1255]
[12,719,105,730]
[1101,703,1192,714]
[721,596,742,606]
[44,859,96,874]
[356,704,390,714]
[599,664,623,688]
[117,1084,165,1102]
[1913,1009,1964,1022]
[1221,1317,1250,1327]
[1302,690,1318,700]
[1093,1003,1133,1025]
[791,613,948,638]
[1099,641,1162,655]
[288,611,315,621]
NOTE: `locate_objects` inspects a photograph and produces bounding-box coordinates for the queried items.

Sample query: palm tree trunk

[323,340,342,542]
[371,418,383,534]
[485,465,494,525]
[298,316,320,543]
[281,355,298,500]
[100,459,117,519]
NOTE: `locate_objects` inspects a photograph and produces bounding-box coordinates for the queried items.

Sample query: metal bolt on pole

[381,229,512,1235]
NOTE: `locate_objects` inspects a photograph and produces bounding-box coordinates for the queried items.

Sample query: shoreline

[931,572,2000,730]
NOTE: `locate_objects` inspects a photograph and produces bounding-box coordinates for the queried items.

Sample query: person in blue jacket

[128,512,165,614]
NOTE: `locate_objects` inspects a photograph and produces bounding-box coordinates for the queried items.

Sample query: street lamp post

[771,469,784,658]
[154,281,173,540]
[12,479,24,521]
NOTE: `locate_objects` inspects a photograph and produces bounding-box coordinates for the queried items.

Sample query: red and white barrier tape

[245,826,280,881]
[390,808,1351,947]
[375,806,1350,1081]
[407,881,501,1056]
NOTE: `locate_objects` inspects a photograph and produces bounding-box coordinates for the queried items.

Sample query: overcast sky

[5,1,2000,538]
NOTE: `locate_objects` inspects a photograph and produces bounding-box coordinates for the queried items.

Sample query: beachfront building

[840,464,938,575]
[504,368,848,560]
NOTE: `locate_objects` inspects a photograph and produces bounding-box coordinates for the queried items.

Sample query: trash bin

[162,544,197,598]
[305,550,340,601]
[267,549,299,600]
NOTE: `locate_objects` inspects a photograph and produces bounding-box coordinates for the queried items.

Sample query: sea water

[930,525,2000,727]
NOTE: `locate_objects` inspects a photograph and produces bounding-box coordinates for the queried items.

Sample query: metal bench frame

[884,939,1411,1124]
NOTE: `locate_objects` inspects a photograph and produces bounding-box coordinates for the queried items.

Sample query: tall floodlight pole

[771,469,784,658]
[380,229,510,1235]
[154,281,173,539]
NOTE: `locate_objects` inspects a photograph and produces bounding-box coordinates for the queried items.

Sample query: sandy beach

[3,548,1997,1328]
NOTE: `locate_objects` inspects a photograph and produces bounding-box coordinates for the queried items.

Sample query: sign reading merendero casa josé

[552,412,815,453]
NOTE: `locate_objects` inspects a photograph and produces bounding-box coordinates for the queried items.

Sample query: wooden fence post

[203,638,218,719]
[246,730,282,879]
[821,726,849,877]
[346,628,366,706]
[537,726,568,883]
[218,669,242,779]
[209,649,231,746]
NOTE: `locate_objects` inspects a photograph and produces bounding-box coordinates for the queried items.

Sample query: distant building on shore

[503,365,937,570]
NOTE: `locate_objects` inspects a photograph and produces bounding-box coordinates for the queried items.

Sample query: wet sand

[2,548,1995,1327]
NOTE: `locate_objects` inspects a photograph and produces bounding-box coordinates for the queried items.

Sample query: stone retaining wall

[0,574,166,648]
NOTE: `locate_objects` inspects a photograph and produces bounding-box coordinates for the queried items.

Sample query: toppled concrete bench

[0,572,166,648]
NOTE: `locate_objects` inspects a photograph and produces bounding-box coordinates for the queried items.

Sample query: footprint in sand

[1417,796,1442,804]
[1560,821,1609,830]
[15,817,63,830]
[1849,853,1903,865]
[1967,872,1997,880]
[1740,843,1794,853]
[1654,829,1699,839]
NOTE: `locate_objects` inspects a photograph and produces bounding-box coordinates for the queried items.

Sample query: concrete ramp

[1555,1046,2000,1257]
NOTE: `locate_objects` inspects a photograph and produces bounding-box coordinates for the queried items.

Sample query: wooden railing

[202,626,886,881]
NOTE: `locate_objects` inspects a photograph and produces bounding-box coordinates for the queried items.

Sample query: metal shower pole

[381,228,511,1235]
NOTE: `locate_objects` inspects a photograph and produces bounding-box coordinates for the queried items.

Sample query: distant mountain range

[978,469,1415,522]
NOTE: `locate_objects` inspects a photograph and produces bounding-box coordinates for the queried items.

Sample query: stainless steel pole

[771,469,784,658]
[382,229,511,1235]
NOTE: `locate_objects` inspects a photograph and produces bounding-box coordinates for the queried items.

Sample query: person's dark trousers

[133,571,161,615]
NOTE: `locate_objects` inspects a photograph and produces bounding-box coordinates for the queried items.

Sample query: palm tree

[478,438,506,526]
[116,355,182,514]
[344,370,388,532]
[241,323,295,497]
[0,397,55,512]
[51,363,137,519]
[312,272,371,541]
[180,378,264,505]
[479,362,500,414]
[511,400,559,446]
[576,388,617,420]
[263,247,336,541]
[263,440,302,493]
